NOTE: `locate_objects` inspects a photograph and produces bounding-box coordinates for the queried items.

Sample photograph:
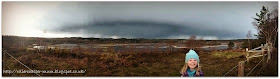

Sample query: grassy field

[2,47,277,77]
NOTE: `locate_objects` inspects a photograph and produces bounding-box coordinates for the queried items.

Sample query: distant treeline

[2,35,249,44]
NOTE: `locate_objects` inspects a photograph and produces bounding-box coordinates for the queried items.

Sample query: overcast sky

[2,1,278,40]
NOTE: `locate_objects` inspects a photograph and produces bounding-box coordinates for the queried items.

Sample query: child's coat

[181,70,204,77]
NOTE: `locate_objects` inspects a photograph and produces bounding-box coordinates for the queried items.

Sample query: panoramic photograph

[1,1,278,77]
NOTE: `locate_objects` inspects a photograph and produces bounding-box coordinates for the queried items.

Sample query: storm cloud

[48,20,238,39]
[2,2,278,39]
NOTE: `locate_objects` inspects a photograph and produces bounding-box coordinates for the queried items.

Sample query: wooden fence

[223,44,268,76]
[238,44,268,76]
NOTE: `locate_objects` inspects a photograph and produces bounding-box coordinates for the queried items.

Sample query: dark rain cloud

[47,20,240,39]
[36,2,277,39]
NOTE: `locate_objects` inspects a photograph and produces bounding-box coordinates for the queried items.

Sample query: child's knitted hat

[185,49,200,63]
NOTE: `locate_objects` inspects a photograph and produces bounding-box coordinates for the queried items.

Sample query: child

[180,49,203,77]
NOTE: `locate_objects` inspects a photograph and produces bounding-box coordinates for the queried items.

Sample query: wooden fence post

[261,44,266,68]
[238,61,245,76]
[3,50,6,70]
[246,48,249,62]
[266,43,271,63]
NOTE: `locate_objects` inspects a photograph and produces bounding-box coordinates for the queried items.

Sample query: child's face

[188,58,198,69]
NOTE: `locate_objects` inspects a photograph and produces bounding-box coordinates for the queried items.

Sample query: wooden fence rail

[223,44,268,77]
[237,44,268,76]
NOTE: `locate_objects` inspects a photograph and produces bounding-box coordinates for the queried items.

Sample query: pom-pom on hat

[185,49,200,63]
